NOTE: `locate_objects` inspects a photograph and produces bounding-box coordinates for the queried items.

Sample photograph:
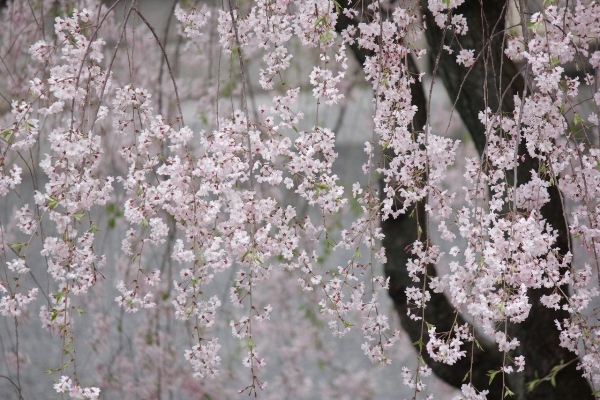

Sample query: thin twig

[89,0,134,134]
[133,7,185,126]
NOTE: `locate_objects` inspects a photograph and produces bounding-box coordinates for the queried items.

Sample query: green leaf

[343,320,354,327]
[200,113,208,125]
[23,121,34,131]
[527,379,539,392]
[314,16,327,27]
[241,250,251,261]
[496,302,505,313]
[10,242,25,253]
[145,332,154,345]
[333,0,341,13]
[73,211,85,222]
[474,338,484,351]
[53,292,64,303]
[48,196,60,210]
[463,372,470,382]
[488,370,499,384]
[504,387,514,398]
[320,29,333,42]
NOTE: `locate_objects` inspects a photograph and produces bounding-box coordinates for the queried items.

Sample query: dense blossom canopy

[2,0,600,399]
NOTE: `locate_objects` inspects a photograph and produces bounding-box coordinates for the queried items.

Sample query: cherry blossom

[3,0,600,398]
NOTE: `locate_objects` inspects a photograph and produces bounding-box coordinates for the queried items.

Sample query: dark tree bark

[337,1,593,398]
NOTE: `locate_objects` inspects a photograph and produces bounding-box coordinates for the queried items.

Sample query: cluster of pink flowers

[54,375,100,400]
